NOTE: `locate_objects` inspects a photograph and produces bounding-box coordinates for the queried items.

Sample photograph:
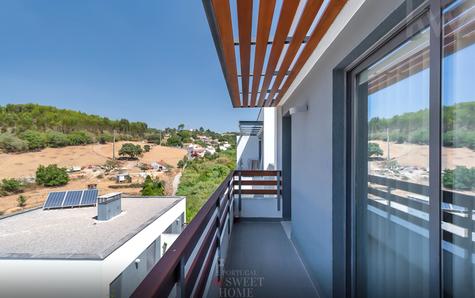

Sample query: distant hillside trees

[0,104,148,136]
[0,104,149,152]
[369,102,475,149]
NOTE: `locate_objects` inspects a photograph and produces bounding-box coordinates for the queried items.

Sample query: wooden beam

[266,0,324,106]
[212,0,241,107]
[274,0,348,106]
[257,0,300,107]
[237,0,253,107]
[250,0,276,107]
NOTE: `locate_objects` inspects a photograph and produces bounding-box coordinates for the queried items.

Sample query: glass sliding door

[353,21,431,298]
[441,0,475,297]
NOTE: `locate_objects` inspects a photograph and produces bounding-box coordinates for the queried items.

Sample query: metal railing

[368,174,475,261]
[132,170,282,298]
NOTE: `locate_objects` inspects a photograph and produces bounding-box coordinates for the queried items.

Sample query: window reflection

[441,0,475,297]
[356,26,431,298]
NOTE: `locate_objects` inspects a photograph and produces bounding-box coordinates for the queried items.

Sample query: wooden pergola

[203,0,348,108]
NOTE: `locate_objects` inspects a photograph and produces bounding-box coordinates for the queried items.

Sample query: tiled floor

[222,221,318,298]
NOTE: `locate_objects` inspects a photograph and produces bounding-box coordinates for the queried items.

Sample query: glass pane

[355,27,430,297]
[441,0,475,297]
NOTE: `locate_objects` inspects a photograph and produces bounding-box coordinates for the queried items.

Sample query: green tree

[119,143,143,159]
[368,142,383,158]
[36,164,69,186]
[443,166,475,190]
[141,175,165,196]
[166,134,183,147]
[143,144,151,152]
[178,123,185,131]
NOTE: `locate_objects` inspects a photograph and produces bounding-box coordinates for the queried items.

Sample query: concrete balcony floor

[222,221,318,298]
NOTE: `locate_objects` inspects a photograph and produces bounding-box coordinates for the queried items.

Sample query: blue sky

[368,44,475,120]
[0,0,257,132]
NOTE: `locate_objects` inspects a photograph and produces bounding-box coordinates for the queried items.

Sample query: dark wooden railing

[368,174,475,253]
[132,170,282,298]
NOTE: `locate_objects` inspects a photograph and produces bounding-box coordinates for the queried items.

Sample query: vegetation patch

[177,149,236,222]
[36,164,69,187]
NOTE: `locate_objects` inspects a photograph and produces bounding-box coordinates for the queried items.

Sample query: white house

[0,196,185,298]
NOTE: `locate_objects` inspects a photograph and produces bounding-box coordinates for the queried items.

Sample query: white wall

[236,135,260,169]
[262,108,278,170]
[0,199,186,298]
[279,0,405,297]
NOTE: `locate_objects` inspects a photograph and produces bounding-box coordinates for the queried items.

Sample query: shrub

[368,142,383,158]
[67,131,94,145]
[36,164,69,186]
[98,133,113,144]
[443,130,475,149]
[17,195,27,207]
[19,130,46,150]
[46,131,70,147]
[141,175,165,196]
[103,159,122,172]
[442,166,475,190]
[1,178,23,193]
[119,143,143,159]
[408,129,429,145]
[0,133,29,152]
[143,144,151,152]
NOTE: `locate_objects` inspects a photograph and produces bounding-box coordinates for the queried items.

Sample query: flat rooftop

[0,196,184,260]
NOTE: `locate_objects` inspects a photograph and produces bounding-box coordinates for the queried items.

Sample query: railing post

[277,171,281,211]
[228,180,232,234]
[238,171,242,214]
[216,192,222,281]
[176,257,186,298]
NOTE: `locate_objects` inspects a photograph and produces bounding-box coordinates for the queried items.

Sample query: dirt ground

[0,142,187,215]
[0,141,186,179]
[372,141,475,169]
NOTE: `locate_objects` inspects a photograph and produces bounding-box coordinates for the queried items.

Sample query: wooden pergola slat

[237,0,253,107]
[274,0,348,106]
[266,0,324,106]
[211,0,241,107]
[250,0,276,107]
[256,0,300,107]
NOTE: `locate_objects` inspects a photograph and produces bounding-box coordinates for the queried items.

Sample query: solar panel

[43,189,98,210]
[62,190,83,207]
[80,189,98,206]
[43,192,66,209]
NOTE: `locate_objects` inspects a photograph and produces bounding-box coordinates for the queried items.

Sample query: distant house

[205,146,216,155]
[188,144,206,159]
[151,162,167,172]
[68,166,82,173]
[116,169,130,183]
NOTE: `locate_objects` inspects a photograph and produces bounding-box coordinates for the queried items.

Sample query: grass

[176,149,236,223]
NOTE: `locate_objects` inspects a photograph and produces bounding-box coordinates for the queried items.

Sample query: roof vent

[97,193,122,221]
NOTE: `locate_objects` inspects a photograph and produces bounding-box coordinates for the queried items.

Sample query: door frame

[344,0,449,297]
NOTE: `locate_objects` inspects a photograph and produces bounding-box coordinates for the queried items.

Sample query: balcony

[132,170,317,298]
